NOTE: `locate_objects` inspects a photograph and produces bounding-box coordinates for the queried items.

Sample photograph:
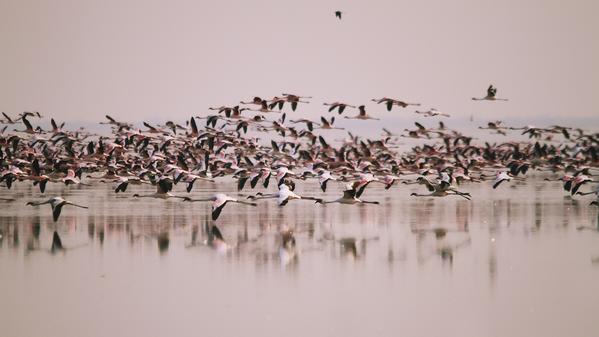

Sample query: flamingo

[13,116,36,134]
[114,176,152,193]
[282,93,311,111]
[409,189,471,200]
[318,116,344,130]
[240,96,267,105]
[344,105,380,120]
[289,118,319,131]
[249,100,282,114]
[28,159,51,193]
[571,175,593,195]
[380,175,401,189]
[275,166,297,186]
[323,102,355,114]
[132,177,187,200]
[371,97,420,111]
[248,168,272,189]
[415,108,450,118]
[100,115,132,129]
[492,171,512,189]
[1,166,26,189]
[318,170,337,192]
[183,193,257,220]
[410,176,471,200]
[26,197,89,222]
[248,184,322,206]
[1,112,17,124]
[318,184,380,205]
[62,169,88,186]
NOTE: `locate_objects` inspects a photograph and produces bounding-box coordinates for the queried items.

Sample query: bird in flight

[472,85,508,101]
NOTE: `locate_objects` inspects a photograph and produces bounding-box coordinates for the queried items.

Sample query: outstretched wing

[212,203,226,220]
[22,116,33,131]
[343,188,356,199]
[237,176,249,191]
[52,203,64,222]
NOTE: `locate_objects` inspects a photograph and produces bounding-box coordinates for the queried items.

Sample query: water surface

[1,177,598,337]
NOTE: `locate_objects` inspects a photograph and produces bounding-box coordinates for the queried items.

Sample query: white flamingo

[184,193,257,220]
[26,196,88,222]
[249,184,322,206]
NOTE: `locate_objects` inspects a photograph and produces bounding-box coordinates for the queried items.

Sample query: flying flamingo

[248,184,322,206]
[26,196,89,222]
[492,171,512,189]
[323,102,356,114]
[282,93,311,111]
[571,175,593,195]
[317,184,380,205]
[319,170,337,192]
[132,177,187,200]
[371,97,420,111]
[184,193,257,220]
[318,116,344,130]
[344,105,380,120]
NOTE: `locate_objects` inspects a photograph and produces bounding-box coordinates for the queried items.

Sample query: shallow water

[1,177,599,337]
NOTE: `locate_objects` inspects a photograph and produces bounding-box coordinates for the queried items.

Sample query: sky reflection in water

[1,178,599,337]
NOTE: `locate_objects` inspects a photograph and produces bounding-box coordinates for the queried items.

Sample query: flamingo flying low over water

[248,184,322,206]
[410,176,471,200]
[184,193,257,220]
[318,184,380,205]
[132,177,187,200]
[26,196,88,222]
[493,171,513,189]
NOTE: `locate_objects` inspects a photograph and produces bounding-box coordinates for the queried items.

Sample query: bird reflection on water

[1,179,599,337]
[1,180,599,265]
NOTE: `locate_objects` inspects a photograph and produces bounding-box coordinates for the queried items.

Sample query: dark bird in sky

[472,85,508,101]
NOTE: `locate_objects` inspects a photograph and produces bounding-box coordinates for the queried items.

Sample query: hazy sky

[1,0,598,123]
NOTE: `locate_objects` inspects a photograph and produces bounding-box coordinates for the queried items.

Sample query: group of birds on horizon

[1,85,598,257]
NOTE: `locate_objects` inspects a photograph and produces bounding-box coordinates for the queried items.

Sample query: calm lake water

[1,176,599,337]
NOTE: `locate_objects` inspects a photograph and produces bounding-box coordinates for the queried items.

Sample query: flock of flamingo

[1,85,598,254]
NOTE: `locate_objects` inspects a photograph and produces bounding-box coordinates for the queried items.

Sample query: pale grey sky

[0,0,597,123]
